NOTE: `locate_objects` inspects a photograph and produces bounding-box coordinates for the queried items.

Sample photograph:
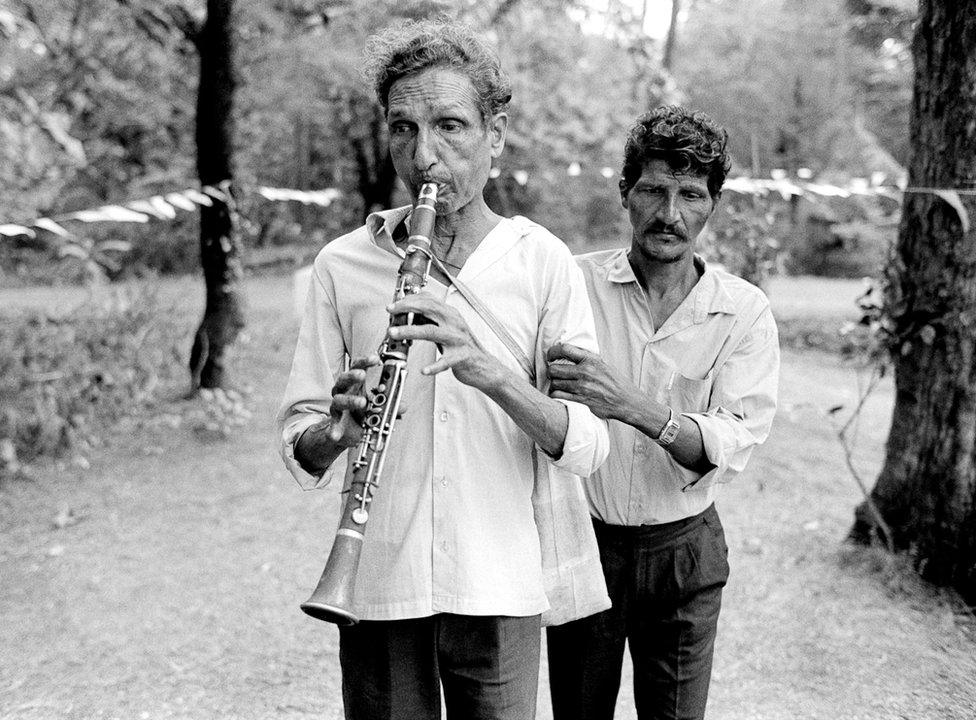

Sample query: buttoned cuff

[543,400,609,478]
[679,413,735,491]
[280,413,334,490]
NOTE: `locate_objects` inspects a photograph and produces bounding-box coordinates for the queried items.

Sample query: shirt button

[439,411,449,422]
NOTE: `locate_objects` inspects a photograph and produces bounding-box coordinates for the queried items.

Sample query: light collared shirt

[278,207,609,621]
[576,248,779,525]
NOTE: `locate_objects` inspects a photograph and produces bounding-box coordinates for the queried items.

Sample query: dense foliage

[0,0,915,282]
[674,0,911,181]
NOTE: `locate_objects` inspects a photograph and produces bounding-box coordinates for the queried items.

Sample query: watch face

[658,416,680,445]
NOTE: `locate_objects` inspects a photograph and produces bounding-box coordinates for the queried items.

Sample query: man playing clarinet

[276,19,609,720]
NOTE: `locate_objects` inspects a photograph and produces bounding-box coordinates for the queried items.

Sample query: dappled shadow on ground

[1,274,974,720]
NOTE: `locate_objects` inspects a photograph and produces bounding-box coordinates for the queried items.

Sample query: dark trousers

[547,504,729,720]
[338,613,541,720]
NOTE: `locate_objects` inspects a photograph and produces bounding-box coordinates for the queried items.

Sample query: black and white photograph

[1,1,974,718]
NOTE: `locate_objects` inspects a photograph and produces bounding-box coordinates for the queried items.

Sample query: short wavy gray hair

[620,105,731,198]
[363,19,512,122]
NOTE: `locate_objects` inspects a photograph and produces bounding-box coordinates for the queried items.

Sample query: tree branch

[114,0,201,46]
[18,1,60,59]
[491,0,523,25]
[835,365,895,553]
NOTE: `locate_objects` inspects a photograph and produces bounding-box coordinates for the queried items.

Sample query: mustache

[418,176,450,187]
[645,222,685,237]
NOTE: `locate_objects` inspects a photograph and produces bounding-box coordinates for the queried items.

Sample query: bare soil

[1,274,974,720]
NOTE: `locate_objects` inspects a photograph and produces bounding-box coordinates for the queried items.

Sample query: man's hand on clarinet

[386,294,503,390]
[547,342,642,422]
[328,354,380,446]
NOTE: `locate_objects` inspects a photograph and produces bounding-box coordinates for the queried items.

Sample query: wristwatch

[655,407,681,446]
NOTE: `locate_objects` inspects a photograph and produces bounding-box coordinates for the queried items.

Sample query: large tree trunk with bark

[188,0,244,390]
[850,0,976,605]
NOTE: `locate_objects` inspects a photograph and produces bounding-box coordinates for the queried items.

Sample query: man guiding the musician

[277,19,608,720]
[544,106,780,720]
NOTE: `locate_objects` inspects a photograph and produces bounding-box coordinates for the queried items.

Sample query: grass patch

[0,286,191,473]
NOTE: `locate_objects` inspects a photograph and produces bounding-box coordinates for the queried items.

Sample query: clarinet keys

[300,182,438,625]
[352,508,369,524]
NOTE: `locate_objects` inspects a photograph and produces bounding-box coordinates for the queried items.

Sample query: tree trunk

[850,0,976,606]
[662,0,680,71]
[189,0,245,391]
[352,102,398,221]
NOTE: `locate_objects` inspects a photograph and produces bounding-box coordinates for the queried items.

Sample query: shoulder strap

[428,246,537,384]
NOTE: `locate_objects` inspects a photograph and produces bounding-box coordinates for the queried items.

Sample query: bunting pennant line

[0,183,342,240]
[719,175,900,200]
[4,170,974,243]
[903,186,976,195]
[491,163,970,206]
[256,187,341,205]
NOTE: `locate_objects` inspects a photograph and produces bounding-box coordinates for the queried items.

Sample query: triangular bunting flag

[0,224,35,238]
[182,189,214,206]
[165,192,198,211]
[33,218,70,236]
[148,196,177,219]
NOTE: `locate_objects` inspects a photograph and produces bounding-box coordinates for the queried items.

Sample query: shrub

[703,202,782,291]
[797,220,894,278]
[0,287,190,471]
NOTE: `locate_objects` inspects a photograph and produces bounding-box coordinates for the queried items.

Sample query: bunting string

[0,183,342,240]
[2,168,973,243]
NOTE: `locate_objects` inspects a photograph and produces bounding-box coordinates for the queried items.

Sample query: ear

[709,190,722,216]
[619,179,630,209]
[489,113,508,159]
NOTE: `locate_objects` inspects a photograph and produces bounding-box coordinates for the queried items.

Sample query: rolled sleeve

[550,399,610,477]
[531,229,610,479]
[279,410,332,490]
[276,260,347,490]
[680,307,780,491]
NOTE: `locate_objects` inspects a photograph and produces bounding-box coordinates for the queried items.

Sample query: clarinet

[300,182,438,625]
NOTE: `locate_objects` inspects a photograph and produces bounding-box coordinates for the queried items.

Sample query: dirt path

[1,275,974,719]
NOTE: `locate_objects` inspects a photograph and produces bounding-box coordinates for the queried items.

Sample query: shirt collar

[366,205,413,255]
[692,263,738,321]
[605,248,637,283]
[606,248,738,322]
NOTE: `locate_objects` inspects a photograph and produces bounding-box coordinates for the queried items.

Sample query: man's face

[621,158,716,264]
[386,66,507,215]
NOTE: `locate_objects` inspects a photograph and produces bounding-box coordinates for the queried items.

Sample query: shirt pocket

[667,370,713,413]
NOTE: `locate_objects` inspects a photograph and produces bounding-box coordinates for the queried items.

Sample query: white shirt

[278,207,609,620]
[576,248,780,525]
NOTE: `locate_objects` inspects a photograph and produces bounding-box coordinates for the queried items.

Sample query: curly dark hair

[363,19,512,122]
[620,105,731,198]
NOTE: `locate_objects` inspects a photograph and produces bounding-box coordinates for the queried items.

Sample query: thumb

[547,342,593,364]
[329,412,357,443]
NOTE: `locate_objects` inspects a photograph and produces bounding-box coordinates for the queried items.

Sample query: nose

[658,192,680,225]
[413,128,437,172]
